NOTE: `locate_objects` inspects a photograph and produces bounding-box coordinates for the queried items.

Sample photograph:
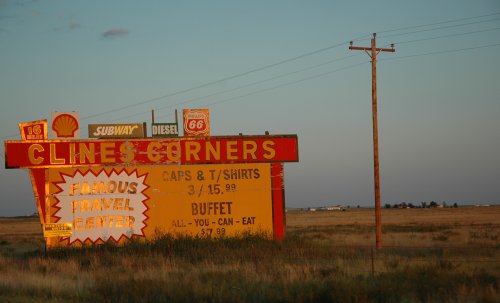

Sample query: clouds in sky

[52,20,81,33]
[68,21,80,29]
[101,28,129,39]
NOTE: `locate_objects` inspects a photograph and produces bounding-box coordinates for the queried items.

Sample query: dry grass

[287,207,500,247]
[0,217,44,256]
[0,206,498,302]
[287,206,500,226]
[0,217,42,240]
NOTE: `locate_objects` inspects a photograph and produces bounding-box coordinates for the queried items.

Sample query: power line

[3,42,497,140]
[2,13,500,140]
[377,12,500,34]
[157,62,368,118]
[164,39,500,112]
[106,26,500,122]
[80,12,500,122]
[81,39,362,121]
[392,27,500,45]
[0,40,362,140]
[380,43,500,61]
[130,62,367,122]
[112,53,363,122]
[379,17,500,39]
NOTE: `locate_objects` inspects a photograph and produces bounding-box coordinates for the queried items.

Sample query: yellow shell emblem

[52,114,78,138]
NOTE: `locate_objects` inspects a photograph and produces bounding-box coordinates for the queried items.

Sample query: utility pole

[349,33,395,250]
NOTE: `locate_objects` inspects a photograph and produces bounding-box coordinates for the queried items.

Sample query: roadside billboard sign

[5,113,297,249]
[5,135,296,248]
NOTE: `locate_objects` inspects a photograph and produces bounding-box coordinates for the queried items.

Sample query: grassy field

[0,207,499,302]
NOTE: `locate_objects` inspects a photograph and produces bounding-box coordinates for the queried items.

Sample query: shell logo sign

[52,112,80,139]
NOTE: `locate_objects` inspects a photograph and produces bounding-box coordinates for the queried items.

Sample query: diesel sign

[152,123,179,137]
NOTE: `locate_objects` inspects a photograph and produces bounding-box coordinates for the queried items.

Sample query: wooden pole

[371,35,382,251]
[349,33,395,250]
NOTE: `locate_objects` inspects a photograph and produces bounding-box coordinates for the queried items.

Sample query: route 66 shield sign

[183,109,210,136]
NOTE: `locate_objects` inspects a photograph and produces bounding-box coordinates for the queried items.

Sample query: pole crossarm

[348,46,395,52]
[348,33,395,250]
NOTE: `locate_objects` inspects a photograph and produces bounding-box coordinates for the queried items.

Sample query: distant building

[327,205,346,211]
[309,205,346,212]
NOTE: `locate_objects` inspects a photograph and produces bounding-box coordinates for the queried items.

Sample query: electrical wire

[110,53,363,122]
[1,38,497,141]
[379,17,500,39]
[150,43,500,118]
[393,27,500,45]
[1,12,499,141]
[380,43,500,61]
[109,25,500,121]
[376,12,500,35]
[80,39,362,121]
[82,12,500,123]
[157,62,368,118]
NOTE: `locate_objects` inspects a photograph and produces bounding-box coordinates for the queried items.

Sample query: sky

[1,0,499,216]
